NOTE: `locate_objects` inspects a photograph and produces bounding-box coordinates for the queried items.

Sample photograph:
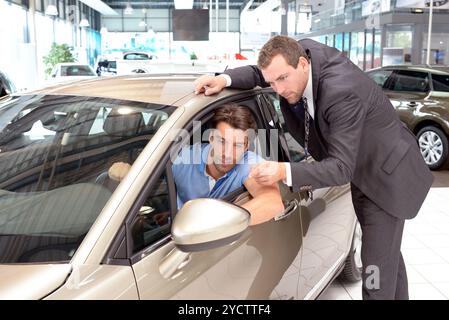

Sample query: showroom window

[384,25,413,65]
[35,0,43,12]
[421,32,449,65]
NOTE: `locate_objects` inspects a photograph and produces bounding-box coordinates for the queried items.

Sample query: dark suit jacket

[224,38,433,220]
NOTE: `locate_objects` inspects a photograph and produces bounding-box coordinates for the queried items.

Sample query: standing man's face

[261,54,309,105]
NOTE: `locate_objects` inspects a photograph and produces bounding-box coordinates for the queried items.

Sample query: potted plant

[43,43,76,76]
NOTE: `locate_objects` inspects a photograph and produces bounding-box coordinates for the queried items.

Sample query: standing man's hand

[249,161,286,186]
[109,162,132,182]
[194,75,227,95]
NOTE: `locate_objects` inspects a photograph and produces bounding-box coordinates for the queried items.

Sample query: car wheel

[339,221,362,282]
[417,126,449,170]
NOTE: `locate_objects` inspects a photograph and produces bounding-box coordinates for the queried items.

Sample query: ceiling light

[80,17,90,27]
[45,4,58,16]
[174,0,193,9]
[124,3,133,15]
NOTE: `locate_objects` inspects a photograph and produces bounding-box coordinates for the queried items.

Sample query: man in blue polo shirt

[108,104,284,225]
[172,103,284,225]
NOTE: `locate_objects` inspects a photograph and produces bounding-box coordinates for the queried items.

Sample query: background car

[367,65,449,170]
[49,63,98,83]
[0,70,16,98]
[0,74,360,300]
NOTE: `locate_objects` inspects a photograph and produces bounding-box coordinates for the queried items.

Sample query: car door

[260,91,356,299]
[129,94,304,300]
[384,70,433,125]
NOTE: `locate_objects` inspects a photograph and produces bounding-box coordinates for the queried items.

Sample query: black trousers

[350,183,409,300]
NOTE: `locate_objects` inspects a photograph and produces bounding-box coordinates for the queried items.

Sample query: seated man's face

[209,121,248,174]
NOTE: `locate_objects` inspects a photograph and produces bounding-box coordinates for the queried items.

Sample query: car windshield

[0,95,175,263]
[61,65,95,76]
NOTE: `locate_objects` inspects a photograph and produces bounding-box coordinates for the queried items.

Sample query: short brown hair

[257,35,309,69]
[211,103,257,131]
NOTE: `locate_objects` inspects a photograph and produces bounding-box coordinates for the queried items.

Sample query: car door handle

[274,199,298,221]
[407,101,417,107]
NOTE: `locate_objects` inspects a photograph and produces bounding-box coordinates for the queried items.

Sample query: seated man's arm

[242,177,284,226]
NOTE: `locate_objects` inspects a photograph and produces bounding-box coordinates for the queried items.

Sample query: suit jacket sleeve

[290,91,367,192]
[223,65,270,89]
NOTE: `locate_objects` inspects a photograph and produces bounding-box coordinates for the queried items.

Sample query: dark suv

[367,65,449,170]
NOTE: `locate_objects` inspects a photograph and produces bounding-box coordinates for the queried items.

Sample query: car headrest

[103,109,145,137]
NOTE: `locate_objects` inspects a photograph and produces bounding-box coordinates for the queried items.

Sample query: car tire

[417,126,449,170]
[339,221,362,282]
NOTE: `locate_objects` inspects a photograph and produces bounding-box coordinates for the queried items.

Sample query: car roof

[374,65,449,74]
[19,74,226,106]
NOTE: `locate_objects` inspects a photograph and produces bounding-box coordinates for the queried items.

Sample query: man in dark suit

[194,35,433,300]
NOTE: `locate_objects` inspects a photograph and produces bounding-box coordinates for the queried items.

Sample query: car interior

[0,97,172,263]
[130,101,272,254]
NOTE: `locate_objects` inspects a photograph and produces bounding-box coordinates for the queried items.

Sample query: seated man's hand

[194,75,227,96]
[109,162,132,182]
[153,211,170,225]
[249,161,286,186]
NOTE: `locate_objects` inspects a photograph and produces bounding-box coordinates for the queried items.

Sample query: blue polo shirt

[172,143,263,208]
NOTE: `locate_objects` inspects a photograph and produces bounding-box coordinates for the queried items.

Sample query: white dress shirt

[220,64,315,187]
[284,64,314,186]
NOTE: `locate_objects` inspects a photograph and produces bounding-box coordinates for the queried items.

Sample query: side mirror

[171,198,250,252]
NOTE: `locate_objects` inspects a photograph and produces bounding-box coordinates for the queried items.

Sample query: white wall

[0,0,100,91]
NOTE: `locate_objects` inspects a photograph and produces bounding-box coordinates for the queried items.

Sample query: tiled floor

[318,172,449,300]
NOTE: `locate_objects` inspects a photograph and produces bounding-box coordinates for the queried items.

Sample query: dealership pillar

[281,0,288,35]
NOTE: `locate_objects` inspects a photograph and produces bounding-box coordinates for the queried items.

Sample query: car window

[0,95,175,263]
[61,65,95,76]
[432,73,449,92]
[124,53,150,60]
[367,70,393,87]
[263,92,306,162]
[131,170,171,254]
[391,70,430,92]
[108,61,117,70]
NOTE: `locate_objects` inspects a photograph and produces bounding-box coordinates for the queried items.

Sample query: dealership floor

[319,170,449,300]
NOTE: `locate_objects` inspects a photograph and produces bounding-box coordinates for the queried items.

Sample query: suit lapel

[305,48,320,107]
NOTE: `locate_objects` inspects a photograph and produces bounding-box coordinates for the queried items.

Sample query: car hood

[0,264,71,299]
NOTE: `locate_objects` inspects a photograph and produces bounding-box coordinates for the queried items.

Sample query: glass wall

[373,29,382,68]
[350,31,365,69]
[343,32,350,57]
[422,31,449,65]
[365,30,373,70]
[384,25,412,65]
[335,33,343,51]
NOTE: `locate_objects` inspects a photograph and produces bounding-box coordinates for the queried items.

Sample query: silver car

[0,74,360,299]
